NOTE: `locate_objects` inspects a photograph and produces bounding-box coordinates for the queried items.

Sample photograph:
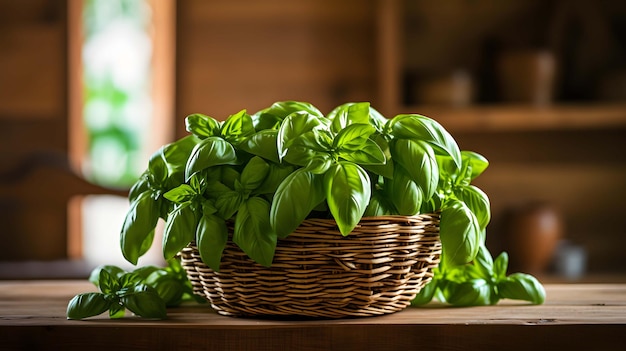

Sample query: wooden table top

[1,280,625,350]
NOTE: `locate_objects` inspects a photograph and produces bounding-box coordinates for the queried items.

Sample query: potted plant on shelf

[67,101,545,320]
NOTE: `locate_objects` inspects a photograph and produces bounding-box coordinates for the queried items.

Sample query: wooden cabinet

[374,0,626,274]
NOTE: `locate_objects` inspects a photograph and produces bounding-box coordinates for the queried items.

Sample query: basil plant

[119,101,544,307]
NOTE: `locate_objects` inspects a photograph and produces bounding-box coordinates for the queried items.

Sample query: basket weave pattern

[179,213,441,318]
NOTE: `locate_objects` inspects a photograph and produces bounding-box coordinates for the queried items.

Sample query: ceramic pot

[504,202,563,275]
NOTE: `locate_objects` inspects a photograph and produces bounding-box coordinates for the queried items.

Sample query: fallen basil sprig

[67,259,200,320]
[412,244,546,307]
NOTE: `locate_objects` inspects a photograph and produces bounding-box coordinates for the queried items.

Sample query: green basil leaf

[324,162,371,236]
[440,200,481,266]
[387,164,423,216]
[498,273,546,304]
[97,269,119,294]
[234,197,277,267]
[368,106,387,132]
[118,272,143,289]
[270,169,325,238]
[333,123,376,151]
[364,188,395,217]
[196,214,228,271]
[254,101,324,121]
[461,150,489,181]
[328,102,370,133]
[162,203,197,259]
[145,271,185,307]
[252,112,282,131]
[472,244,495,281]
[215,190,244,220]
[131,266,160,281]
[389,114,462,169]
[282,144,317,167]
[303,154,333,174]
[493,251,509,280]
[443,279,493,306]
[255,163,296,195]
[339,138,386,166]
[392,139,438,200]
[67,292,111,320]
[411,278,439,306]
[163,184,196,204]
[220,166,241,190]
[185,113,220,138]
[240,156,270,191]
[122,286,167,319]
[109,302,125,319]
[162,135,199,178]
[239,129,280,163]
[220,109,255,144]
[277,111,326,161]
[128,173,150,203]
[455,185,491,230]
[204,179,233,200]
[363,134,394,178]
[147,148,169,188]
[121,191,160,265]
[89,265,125,288]
[185,136,239,180]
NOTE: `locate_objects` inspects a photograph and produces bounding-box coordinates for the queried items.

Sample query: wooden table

[1,280,625,350]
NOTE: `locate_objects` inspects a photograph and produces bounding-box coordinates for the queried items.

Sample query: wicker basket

[179,213,441,318]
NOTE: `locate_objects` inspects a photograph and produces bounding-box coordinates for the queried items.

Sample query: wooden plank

[0,281,625,350]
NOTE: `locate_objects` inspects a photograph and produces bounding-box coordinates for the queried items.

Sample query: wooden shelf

[396,103,626,133]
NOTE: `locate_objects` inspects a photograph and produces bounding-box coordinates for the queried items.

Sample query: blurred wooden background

[1,0,625,277]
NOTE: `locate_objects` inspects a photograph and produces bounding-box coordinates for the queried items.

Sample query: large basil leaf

[162,202,198,259]
[233,197,277,267]
[196,214,228,271]
[185,136,239,180]
[456,184,491,230]
[387,164,423,216]
[185,113,220,138]
[364,188,395,217]
[220,109,255,144]
[461,150,489,181]
[277,111,326,161]
[439,200,481,266]
[498,273,546,304]
[240,156,270,192]
[147,148,169,188]
[443,279,493,306]
[162,135,199,177]
[328,102,370,133]
[239,129,280,163]
[66,293,111,320]
[392,139,438,200]
[215,190,243,220]
[121,285,167,319]
[270,169,325,238]
[389,114,462,169]
[255,163,295,195]
[339,139,386,165]
[163,184,196,204]
[121,191,160,265]
[254,101,324,121]
[324,162,371,236]
[411,278,439,306]
[333,123,376,151]
[363,134,394,178]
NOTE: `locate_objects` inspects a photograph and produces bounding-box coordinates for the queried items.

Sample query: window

[68,0,174,271]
